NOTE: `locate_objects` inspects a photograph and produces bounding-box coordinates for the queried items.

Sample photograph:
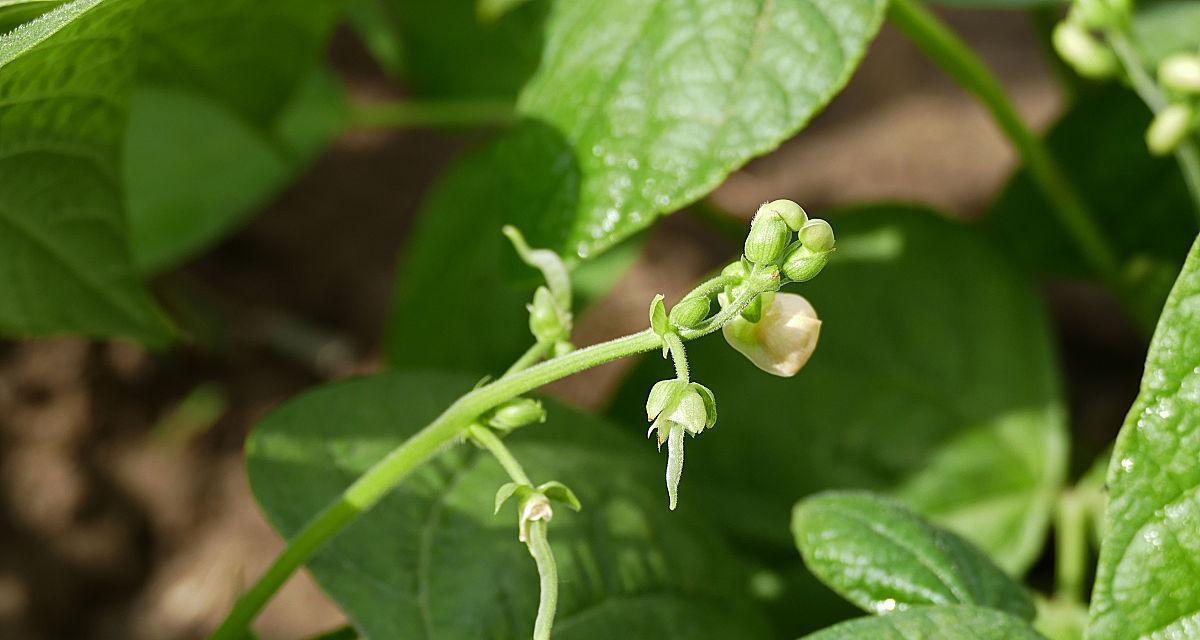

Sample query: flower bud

[722,259,749,280]
[528,286,570,343]
[1069,0,1126,29]
[1053,22,1117,79]
[782,244,832,282]
[757,199,808,231]
[669,295,710,328]
[1159,53,1200,95]
[744,210,791,265]
[488,398,546,433]
[799,218,835,252]
[722,293,821,377]
[1146,103,1195,156]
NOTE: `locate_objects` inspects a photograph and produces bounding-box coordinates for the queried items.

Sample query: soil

[0,8,1145,639]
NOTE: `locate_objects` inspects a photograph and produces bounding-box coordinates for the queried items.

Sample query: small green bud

[1159,53,1200,95]
[1053,22,1117,79]
[489,398,546,433]
[744,211,791,265]
[758,199,808,231]
[722,260,748,280]
[799,218,835,252]
[669,295,711,328]
[782,244,832,282]
[528,286,569,343]
[1069,0,1124,30]
[1146,103,1195,156]
[649,293,670,336]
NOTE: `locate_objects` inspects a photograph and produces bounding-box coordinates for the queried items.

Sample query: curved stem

[889,0,1120,280]
[1107,30,1200,220]
[505,340,553,377]
[526,520,558,640]
[469,424,532,485]
[210,274,776,639]
[663,332,690,382]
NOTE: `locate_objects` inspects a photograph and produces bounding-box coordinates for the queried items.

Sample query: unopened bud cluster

[1051,0,1199,156]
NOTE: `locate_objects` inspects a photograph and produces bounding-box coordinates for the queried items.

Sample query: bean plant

[1,0,1199,638]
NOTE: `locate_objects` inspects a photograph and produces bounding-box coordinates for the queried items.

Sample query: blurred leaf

[1131,0,1200,68]
[246,370,773,640]
[477,0,533,22]
[518,0,888,258]
[345,0,405,77]
[802,606,1044,640]
[0,0,170,344]
[612,205,1068,575]
[988,87,1197,320]
[135,0,343,125]
[125,68,346,272]
[931,0,1062,5]
[0,0,65,33]
[793,491,1035,619]
[365,0,548,97]
[1088,234,1200,639]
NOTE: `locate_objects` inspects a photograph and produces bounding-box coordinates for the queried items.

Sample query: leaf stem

[209,273,780,639]
[1106,29,1200,221]
[505,340,553,377]
[347,98,515,130]
[663,332,690,382]
[1054,487,1088,604]
[888,0,1120,280]
[469,423,532,485]
[526,520,558,640]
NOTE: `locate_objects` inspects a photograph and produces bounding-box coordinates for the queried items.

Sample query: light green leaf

[803,606,1046,640]
[0,0,170,344]
[793,491,1035,619]
[987,87,1197,325]
[246,371,772,640]
[612,205,1068,575]
[1087,234,1200,639]
[124,68,346,272]
[518,0,888,258]
[1131,0,1200,69]
[930,0,1063,6]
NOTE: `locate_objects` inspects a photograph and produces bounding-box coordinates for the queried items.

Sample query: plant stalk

[209,274,779,639]
[348,98,515,130]
[889,0,1120,280]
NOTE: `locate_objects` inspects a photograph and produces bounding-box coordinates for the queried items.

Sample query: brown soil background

[0,8,1146,639]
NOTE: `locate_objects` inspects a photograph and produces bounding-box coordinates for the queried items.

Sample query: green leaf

[0,0,65,33]
[612,205,1068,574]
[1087,234,1200,639]
[1131,0,1200,69]
[518,0,888,258]
[246,370,772,640]
[793,491,1035,619]
[477,0,533,22]
[124,68,346,272]
[930,0,1062,6]
[802,606,1046,640]
[0,0,170,344]
[988,87,1197,314]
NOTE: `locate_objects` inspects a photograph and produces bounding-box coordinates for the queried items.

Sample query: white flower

[722,293,821,377]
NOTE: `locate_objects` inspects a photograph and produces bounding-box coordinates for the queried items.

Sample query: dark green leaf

[246,371,772,640]
[612,205,1068,574]
[793,491,1035,619]
[1088,234,1200,639]
[124,68,346,272]
[0,0,65,33]
[802,606,1045,640]
[518,0,888,258]
[988,87,1197,315]
[1131,0,1200,69]
[0,0,170,344]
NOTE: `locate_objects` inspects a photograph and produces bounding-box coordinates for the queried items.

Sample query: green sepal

[649,294,670,336]
[669,386,708,434]
[745,210,791,265]
[646,379,688,421]
[494,482,534,514]
[690,382,718,430]
[537,481,582,511]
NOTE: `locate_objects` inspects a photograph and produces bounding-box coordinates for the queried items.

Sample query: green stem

[469,423,532,485]
[1107,30,1200,220]
[526,519,558,640]
[889,0,1119,280]
[347,98,515,130]
[663,332,690,382]
[210,273,778,639]
[505,340,553,377]
[1055,488,1088,604]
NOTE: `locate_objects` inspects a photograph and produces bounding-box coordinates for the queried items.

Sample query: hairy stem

[469,423,532,485]
[348,98,514,130]
[526,520,558,640]
[889,0,1119,280]
[663,332,690,382]
[209,274,779,639]
[505,340,554,377]
[1107,30,1200,220]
